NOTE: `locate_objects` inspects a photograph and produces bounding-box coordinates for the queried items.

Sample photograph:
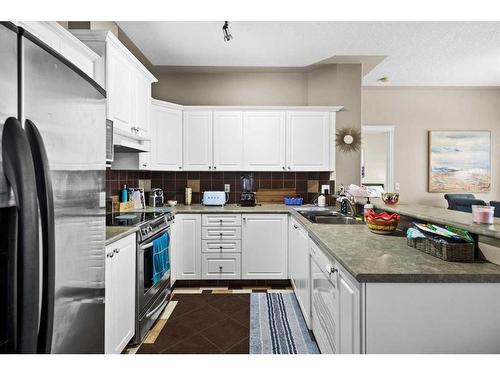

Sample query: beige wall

[152,71,308,106]
[362,132,387,185]
[363,87,500,207]
[307,64,362,186]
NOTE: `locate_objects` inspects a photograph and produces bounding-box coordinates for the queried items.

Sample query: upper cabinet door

[183,111,213,171]
[286,111,330,171]
[132,72,152,139]
[243,111,286,171]
[151,103,183,170]
[106,45,132,133]
[213,111,244,171]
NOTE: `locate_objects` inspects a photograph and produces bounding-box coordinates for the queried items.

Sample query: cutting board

[256,188,297,203]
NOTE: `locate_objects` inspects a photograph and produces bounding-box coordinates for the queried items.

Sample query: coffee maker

[240,174,256,207]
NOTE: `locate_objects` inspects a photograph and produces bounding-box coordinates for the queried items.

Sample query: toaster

[202,191,228,206]
[149,188,164,208]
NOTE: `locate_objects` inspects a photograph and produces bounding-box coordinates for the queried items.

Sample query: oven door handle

[146,290,169,318]
[141,242,154,250]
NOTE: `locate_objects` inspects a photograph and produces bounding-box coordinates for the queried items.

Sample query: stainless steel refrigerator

[0,22,107,353]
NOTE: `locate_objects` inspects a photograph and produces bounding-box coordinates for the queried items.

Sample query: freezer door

[22,32,107,353]
[0,23,18,209]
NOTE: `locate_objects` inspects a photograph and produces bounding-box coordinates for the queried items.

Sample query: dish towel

[152,232,170,285]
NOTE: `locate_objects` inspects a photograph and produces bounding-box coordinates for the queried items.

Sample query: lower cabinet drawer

[202,253,241,279]
[202,240,241,253]
[202,226,241,240]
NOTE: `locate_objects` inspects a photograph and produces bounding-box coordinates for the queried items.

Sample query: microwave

[106,119,114,165]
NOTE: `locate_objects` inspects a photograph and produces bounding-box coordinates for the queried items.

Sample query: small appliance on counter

[240,174,256,207]
[202,191,228,206]
[149,188,164,208]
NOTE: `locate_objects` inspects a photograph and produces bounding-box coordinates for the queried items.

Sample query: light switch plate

[224,184,231,193]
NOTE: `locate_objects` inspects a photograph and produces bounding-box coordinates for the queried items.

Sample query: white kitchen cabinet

[105,233,136,354]
[338,266,361,354]
[15,22,98,78]
[132,71,152,139]
[71,30,157,143]
[286,111,330,171]
[106,44,133,134]
[289,217,311,328]
[213,111,244,171]
[183,111,213,171]
[175,214,202,280]
[150,100,183,170]
[242,214,288,279]
[202,253,241,279]
[243,111,286,171]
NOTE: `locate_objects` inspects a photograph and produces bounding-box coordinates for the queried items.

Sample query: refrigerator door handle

[24,119,55,354]
[1,117,40,353]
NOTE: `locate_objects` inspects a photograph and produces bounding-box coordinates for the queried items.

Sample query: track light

[223,21,232,42]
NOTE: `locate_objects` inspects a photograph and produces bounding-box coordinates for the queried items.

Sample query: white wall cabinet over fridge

[105,233,136,354]
[183,111,213,171]
[242,214,288,279]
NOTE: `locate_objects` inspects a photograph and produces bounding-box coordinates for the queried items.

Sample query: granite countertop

[288,210,500,283]
[371,200,500,240]
[105,226,138,246]
[107,203,500,282]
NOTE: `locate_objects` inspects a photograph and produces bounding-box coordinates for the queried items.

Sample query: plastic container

[284,196,304,206]
[472,205,495,224]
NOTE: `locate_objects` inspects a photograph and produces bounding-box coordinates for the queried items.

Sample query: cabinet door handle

[107,252,114,258]
[209,166,212,170]
[142,163,147,167]
[287,166,291,170]
[282,166,285,170]
[293,224,299,229]
[178,166,182,169]
[114,248,120,254]
[213,165,217,170]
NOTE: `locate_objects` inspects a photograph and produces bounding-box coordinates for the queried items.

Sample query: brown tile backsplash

[106,169,333,205]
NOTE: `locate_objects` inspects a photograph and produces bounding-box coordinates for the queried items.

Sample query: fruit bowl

[365,209,400,235]
[382,192,399,205]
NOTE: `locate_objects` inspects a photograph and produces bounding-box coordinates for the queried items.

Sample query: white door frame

[361,125,395,192]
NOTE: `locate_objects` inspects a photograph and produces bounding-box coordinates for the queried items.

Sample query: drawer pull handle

[219,266,223,272]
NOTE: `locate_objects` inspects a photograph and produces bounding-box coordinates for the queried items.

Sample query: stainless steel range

[106,210,174,345]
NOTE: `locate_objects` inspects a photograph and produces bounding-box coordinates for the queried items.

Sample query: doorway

[361,125,395,196]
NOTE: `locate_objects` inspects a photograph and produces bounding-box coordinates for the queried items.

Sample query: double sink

[296,207,365,225]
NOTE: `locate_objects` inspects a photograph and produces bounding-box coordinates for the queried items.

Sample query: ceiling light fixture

[222,21,233,42]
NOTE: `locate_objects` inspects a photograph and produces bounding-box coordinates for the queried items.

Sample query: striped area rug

[250,293,319,354]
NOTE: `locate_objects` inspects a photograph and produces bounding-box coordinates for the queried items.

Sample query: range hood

[113,132,149,153]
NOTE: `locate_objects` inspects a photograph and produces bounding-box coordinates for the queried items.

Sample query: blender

[240,174,256,207]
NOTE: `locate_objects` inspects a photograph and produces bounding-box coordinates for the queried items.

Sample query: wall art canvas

[428,131,491,192]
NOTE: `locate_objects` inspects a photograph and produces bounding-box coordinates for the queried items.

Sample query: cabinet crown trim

[70,29,158,83]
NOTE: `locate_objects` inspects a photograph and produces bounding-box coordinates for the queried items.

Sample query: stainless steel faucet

[337,195,357,216]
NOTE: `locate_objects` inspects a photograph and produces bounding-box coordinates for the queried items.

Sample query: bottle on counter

[120,184,128,203]
[318,194,326,207]
[363,197,374,221]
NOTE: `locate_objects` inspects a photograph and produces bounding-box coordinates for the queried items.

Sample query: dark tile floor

[137,293,251,354]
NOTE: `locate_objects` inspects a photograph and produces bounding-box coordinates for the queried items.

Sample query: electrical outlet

[224,184,231,193]
[321,184,330,194]
[395,182,400,191]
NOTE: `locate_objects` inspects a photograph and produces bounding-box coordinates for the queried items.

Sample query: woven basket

[407,237,474,262]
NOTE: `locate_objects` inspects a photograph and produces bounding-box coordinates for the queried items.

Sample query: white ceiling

[117,22,500,86]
